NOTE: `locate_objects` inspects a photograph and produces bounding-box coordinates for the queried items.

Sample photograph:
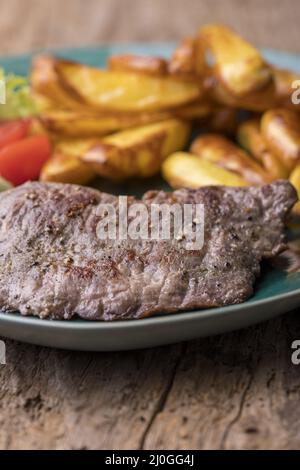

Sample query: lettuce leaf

[0,68,37,120]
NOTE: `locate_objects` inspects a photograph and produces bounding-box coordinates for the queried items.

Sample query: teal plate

[0,44,300,351]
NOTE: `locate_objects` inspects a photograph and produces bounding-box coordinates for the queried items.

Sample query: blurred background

[0,0,299,55]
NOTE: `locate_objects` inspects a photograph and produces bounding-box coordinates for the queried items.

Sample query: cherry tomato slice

[0,135,51,185]
[0,119,30,150]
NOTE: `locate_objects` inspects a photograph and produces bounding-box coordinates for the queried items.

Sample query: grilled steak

[0,181,296,320]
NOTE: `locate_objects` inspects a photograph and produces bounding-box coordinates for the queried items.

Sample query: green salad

[0,68,37,120]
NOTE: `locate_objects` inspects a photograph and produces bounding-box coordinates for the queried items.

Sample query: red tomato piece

[0,119,30,150]
[0,135,51,185]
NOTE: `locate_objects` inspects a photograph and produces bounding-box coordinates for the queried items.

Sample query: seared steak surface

[0,181,296,320]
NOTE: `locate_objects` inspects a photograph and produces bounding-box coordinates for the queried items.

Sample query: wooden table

[0,0,300,450]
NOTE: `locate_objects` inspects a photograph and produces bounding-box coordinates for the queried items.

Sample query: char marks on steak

[0,181,296,320]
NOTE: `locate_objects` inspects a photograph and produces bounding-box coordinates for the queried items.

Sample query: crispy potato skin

[162,151,247,189]
[261,108,300,171]
[190,134,268,184]
[198,24,271,97]
[209,67,300,113]
[40,152,95,185]
[31,55,201,114]
[108,55,168,76]
[198,107,238,134]
[237,119,266,162]
[39,109,175,137]
[28,117,50,137]
[289,164,300,214]
[55,138,99,157]
[209,79,278,112]
[31,28,300,188]
[81,119,191,181]
[237,118,289,180]
[273,67,300,111]
[168,37,198,79]
[171,101,212,120]
[31,56,91,112]
[56,58,201,113]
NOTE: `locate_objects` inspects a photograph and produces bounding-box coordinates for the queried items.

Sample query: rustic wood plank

[0,341,177,449]
[0,339,183,449]
[0,0,299,55]
[1,312,299,450]
[142,311,300,450]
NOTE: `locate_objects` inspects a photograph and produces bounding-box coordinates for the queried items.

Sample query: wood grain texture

[0,0,300,450]
[1,312,300,450]
[0,0,299,54]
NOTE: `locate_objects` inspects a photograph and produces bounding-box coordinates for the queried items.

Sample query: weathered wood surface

[1,312,300,450]
[0,0,300,450]
[0,0,299,55]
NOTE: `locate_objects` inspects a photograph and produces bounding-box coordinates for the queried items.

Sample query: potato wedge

[54,58,201,113]
[40,109,174,137]
[237,118,289,180]
[168,37,197,78]
[289,164,300,214]
[40,152,95,185]
[198,24,271,96]
[261,108,300,170]
[81,119,191,181]
[172,101,212,120]
[201,107,238,134]
[31,56,91,112]
[190,134,268,184]
[31,91,58,113]
[210,78,278,112]
[210,66,300,112]
[237,119,265,162]
[32,55,201,113]
[162,151,247,189]
[28,117,50,137]
[273,67,300,110]
[108,54,168,76]
[55,138,99,157]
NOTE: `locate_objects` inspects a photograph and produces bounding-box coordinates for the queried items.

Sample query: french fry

[190,134,268,184]
[162,151,247,189]
[108,54,168,76]
[261,108,300,170]
[237,118,289,179]
[198,24,271,96]
[40,152,95,185]
[81,119,191,181]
